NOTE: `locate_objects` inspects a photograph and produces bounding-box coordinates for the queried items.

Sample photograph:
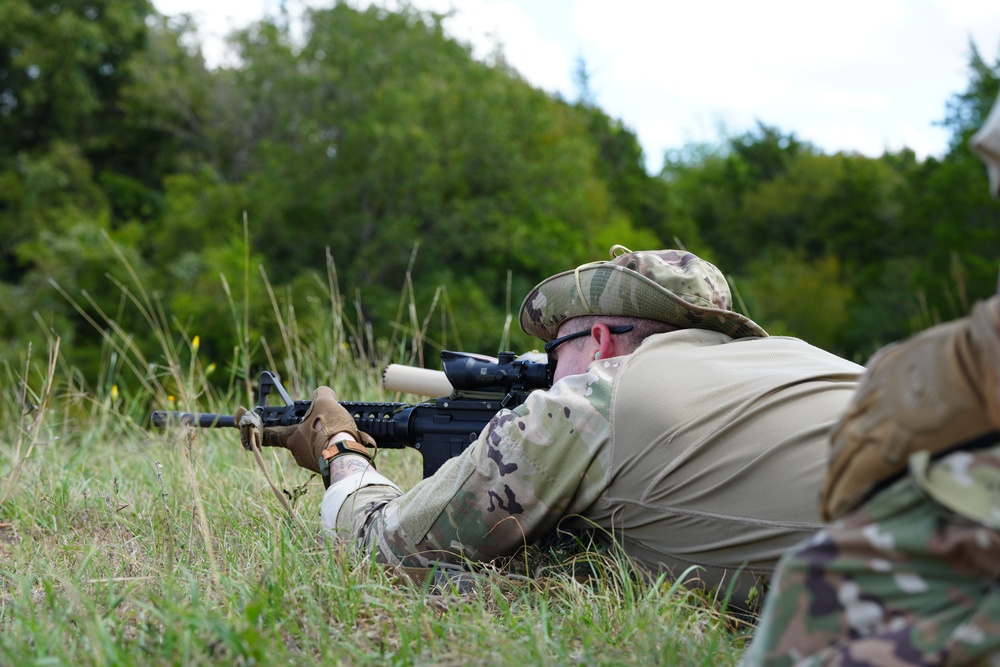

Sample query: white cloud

[811,90,890,113]
[422,0,574,93]
[932,0,1000,24]
[567,0,1000,167]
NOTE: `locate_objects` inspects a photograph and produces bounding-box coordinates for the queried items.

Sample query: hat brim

[519,263,768,341]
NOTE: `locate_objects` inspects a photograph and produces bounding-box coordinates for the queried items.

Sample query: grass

[0,241,752,665]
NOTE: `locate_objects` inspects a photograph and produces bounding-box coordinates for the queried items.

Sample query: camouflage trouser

[741,475,1000,666]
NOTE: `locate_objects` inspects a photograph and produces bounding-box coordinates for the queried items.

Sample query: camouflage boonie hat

[519,245,768,341]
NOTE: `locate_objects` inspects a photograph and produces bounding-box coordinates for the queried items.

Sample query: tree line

[2,0,999,391]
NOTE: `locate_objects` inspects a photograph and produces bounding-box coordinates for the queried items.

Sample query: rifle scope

[440,351,550,392]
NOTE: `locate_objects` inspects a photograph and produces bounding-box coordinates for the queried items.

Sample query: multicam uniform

[741,445,1000,667]
[321,329,862,608]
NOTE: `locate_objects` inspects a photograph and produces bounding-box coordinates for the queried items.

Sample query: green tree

[661,124,815,273]
[903,41,1000,324]
[574,100,698,252]
[0,0,151,161]
[225,4,657,355]
[741,250,853,353]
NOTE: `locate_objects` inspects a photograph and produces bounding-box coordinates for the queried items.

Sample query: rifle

[150,351,550,479]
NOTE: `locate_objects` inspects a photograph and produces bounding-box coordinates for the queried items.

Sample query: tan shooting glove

[821,295,1000,521]
[234,386,376,476]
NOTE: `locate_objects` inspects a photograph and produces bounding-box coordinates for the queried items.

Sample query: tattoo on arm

[328,454,375,485]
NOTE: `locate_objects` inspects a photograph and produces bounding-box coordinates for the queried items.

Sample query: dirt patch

[0,522,16,543]
[0,521,19,549]
[0,522,17,563]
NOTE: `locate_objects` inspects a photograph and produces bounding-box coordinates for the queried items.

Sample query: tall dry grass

[0,236,749,665]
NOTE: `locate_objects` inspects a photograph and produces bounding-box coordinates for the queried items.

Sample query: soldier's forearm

[324,430,376,486]
[328,453,376,485]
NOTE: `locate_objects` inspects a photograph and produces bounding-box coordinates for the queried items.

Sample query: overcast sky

[152,0,1000,172]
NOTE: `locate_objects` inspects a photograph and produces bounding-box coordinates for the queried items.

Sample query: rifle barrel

[150,411,235,428]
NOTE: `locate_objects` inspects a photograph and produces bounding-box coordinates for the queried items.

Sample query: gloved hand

[234,386,376,474]
[821,295,1000,521]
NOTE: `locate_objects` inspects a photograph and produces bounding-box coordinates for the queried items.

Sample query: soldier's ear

[590,323,616,360]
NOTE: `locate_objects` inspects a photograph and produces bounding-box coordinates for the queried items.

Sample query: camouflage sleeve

[740,471,1000,666]
[323,368,616,568]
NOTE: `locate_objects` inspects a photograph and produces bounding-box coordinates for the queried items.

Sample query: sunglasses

[543,324,634,385]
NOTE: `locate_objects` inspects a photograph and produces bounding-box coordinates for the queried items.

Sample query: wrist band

[317,439,374,488]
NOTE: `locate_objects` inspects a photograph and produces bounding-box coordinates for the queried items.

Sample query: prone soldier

[236,245,864,611]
